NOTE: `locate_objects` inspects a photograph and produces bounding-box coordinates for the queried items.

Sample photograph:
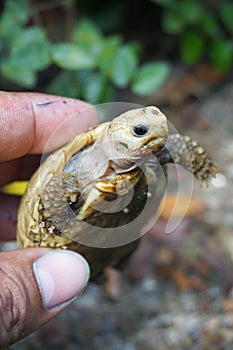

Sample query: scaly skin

[154,133,219,185]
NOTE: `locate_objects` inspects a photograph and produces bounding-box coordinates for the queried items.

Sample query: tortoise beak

[146,136,167,150]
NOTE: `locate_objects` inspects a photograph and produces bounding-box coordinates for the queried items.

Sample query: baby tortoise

[17,106,218,280]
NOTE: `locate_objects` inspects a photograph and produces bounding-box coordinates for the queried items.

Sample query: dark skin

[0,91,98,347]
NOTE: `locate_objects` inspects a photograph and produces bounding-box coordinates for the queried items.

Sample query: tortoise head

[107,106,168,159]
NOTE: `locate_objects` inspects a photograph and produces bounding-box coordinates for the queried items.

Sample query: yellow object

[2,181,28,196]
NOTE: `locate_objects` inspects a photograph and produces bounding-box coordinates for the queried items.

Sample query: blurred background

[1,0,232,103]
[1,0,233,349]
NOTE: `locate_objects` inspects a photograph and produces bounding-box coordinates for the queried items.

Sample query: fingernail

[33,250,90,310]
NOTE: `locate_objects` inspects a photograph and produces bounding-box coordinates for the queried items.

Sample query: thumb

[0,248,89,348]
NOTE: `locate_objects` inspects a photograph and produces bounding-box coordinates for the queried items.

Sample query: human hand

[0,91,98,348]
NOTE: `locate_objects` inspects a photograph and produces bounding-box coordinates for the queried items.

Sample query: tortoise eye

[133,124,149,137]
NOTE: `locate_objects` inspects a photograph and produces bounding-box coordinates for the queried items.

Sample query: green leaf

[11,27,50,71]
[172,0,204,24]
[132,62,170,96]
[98,36,122,76]
[0,0,29,42]
[72,19,102,46]
[79,72,114,104]
[220,2,233,35]
[126,42,141,57]
[201,14,219,36]
[111,45,138,88]
[180,30,205,65]
[162,0,204,33]
[2,0,29,26]
[162,9,185,34]
[1,60,36,87]
[47,71,81,98]
[0,11,22,41]
[52,43,96,70]
[72,19,103,58]
[210,38,233,71]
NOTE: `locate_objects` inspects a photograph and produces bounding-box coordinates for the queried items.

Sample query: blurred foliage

[0,0,170,103]
[151,0,233,71]
[0,0,232,103]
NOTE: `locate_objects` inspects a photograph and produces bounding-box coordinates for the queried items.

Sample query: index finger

[0,91,98,161]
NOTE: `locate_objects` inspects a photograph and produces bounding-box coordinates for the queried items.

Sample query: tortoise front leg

[155,134,219,185]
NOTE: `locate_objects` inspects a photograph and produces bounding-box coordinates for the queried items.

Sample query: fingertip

[0,247,90,346]
[33,250,90,310]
